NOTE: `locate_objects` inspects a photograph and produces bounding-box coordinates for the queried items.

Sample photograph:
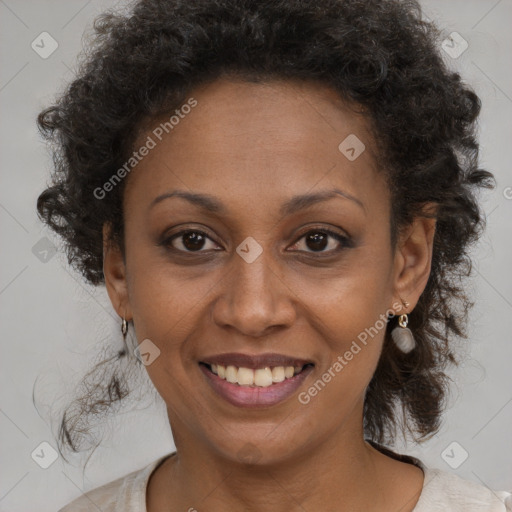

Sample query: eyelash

[161,227,352,255]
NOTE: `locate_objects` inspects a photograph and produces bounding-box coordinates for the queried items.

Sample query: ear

[102,223,132,320]
[391,204,437,314]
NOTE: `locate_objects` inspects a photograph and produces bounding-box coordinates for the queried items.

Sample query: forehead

[124,77,386,217]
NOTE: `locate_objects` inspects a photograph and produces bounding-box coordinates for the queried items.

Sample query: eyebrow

[149,188,365,216]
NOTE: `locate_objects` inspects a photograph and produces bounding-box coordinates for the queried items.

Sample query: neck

[147,409,424,512]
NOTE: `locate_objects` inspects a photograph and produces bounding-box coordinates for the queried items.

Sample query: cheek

[304,244,394,348]
[296,272,392,424]
[123,214,394,413]
[125,224,394,339]
[297,242,393,406]
[124,242,213,343]
[308,283,389,396]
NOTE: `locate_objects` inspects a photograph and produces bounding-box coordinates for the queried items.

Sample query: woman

[36,0,511,510]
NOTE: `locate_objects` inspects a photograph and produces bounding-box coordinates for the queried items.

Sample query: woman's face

[105,78,426,464]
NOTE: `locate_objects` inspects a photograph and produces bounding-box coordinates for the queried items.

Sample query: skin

[103,77,436,511]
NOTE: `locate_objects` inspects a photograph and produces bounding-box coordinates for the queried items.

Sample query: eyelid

[162,225,351,254]
[288,226,352,253]
[163,228,222,250]
[292,224,350,241]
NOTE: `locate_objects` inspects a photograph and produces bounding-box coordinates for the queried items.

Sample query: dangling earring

[121,317,128,337]
[391,299,416,353]
[118,316,129,358]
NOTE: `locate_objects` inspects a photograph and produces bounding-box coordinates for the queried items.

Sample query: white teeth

[237,367,254,386]
[254,368,273,387]
[207,364,307,387]
[271,366,285,383]
[225,365,238,383]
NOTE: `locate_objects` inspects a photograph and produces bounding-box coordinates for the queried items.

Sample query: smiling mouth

[199,362,314,388]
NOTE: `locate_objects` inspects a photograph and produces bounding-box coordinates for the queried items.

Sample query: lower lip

[199,364,314,408]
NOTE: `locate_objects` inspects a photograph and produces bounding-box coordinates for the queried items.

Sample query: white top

[58,452,512,511]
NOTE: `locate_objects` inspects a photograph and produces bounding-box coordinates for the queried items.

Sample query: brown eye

[166,230,221,252]
[289,229,350,253]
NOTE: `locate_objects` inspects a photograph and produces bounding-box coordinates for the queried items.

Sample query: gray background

[0,0,511,510]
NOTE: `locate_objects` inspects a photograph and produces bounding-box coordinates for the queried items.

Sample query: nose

[211,246,297,338]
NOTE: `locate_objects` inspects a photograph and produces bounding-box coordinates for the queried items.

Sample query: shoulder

[57,453,173,512]
[57,473,130,512]
[414,467,512,512]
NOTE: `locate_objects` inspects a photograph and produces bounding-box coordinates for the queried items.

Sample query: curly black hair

[36,0,494,455]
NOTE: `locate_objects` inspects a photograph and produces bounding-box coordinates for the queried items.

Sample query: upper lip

[200,352,314,369]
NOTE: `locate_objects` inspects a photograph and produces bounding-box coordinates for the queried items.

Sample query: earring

[121,317,128,337]
[117,317,129,358]
[391,299,416,353]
